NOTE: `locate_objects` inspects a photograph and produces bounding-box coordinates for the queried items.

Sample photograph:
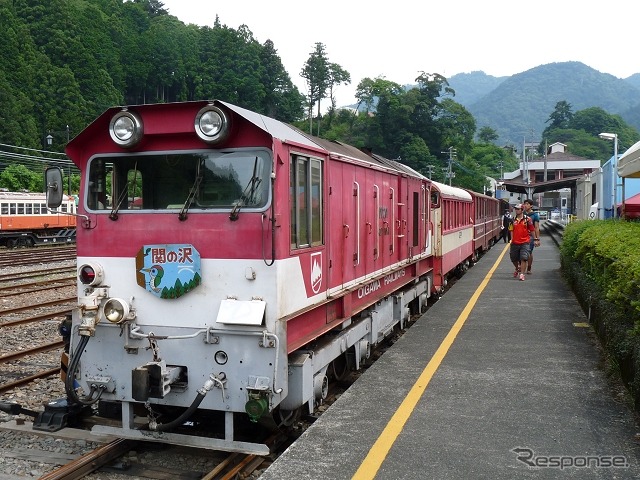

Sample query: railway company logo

[135,244,202,299]
[310,252,322,293]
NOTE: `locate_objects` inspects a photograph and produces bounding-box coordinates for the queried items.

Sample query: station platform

[261,232,640,479]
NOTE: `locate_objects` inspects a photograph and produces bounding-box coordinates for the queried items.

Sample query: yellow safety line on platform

[352,243,510,480]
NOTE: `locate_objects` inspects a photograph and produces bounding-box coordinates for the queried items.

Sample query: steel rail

[0,297,76,316]
[0,308,73,327]
[0,367,60,394]
[0,340,64,364]
[39,438,133,480]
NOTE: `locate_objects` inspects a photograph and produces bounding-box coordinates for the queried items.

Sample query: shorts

[529,237,535,252]
[510,243,530,263]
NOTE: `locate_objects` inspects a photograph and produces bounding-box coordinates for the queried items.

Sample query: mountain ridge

[446,62,640,146]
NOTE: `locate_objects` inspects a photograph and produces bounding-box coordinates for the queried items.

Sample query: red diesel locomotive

[42,100,501,453]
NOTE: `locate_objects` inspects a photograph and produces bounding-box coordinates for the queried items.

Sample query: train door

[364,169,381,278]
[385,179,398,268]
[339,162,359,288]
[395,176,409,261]
[430,186,443,258]
[405,177,424,260]
[378,176,393,269]
[423,181,433,255]
[328,160,345,290]
[352,165,367,282]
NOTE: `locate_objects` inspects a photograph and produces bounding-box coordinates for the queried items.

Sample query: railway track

[0,251,75,410]
[36,430,288,479]
[0,297,76,318]
[0,245,76,268]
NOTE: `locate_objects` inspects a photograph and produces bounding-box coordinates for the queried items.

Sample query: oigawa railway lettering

[357,269,406,299]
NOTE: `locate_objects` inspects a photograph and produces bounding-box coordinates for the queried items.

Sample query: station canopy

[618,140,640,178]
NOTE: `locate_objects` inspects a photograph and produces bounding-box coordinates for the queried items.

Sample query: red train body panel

[467,190,505,258]
[46,100,501,453]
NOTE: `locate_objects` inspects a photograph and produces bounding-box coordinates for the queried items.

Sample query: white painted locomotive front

[73,255,296,413]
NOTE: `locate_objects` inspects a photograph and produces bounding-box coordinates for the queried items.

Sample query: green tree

[437,98,476,155]
[260,40,305,121]
[326,63,351,112]
[477,126,499,144]
[355,76,403,113]
[133,0,168,17]
[300,42,329,134]
[544,100,573,134]
[542,106,640,160]
[0,164,41,191]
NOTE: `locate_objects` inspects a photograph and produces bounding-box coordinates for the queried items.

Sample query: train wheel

[273,406,301,428]
[330,354,349,382]
[17,238,33,248]
[6,239,17,249]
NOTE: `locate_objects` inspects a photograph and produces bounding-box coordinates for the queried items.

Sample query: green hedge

[560,220,640,409]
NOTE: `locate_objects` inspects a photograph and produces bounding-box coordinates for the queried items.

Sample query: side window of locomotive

[87,159,112,210]
[412,192,419,247]
[0,203,7,215]
[290,155,323,249]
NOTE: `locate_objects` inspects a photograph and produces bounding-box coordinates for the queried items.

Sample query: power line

[0,142,78,174]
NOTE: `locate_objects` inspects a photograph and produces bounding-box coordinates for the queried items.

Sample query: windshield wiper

[109,183,129,221]
[229,158,261,221]
[109,162,138,221]
[179,171,203,221]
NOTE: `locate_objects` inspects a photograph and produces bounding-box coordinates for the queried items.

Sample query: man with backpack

[509,204,535,281]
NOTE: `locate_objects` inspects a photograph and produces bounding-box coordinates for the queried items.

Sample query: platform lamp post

[46,125,72,195]
[599,132,618,218]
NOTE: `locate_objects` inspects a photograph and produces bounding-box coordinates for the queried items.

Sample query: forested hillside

[0,0,304,153]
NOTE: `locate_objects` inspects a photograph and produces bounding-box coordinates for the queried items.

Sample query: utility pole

[441,147,457,186]
[522,136,528,185]
[425,165,435,179]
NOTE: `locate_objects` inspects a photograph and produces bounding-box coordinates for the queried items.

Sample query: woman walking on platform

[501,209,513,243]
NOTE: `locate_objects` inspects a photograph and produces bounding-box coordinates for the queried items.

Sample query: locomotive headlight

[194,105,230,144]
[78,262,105,286]
[109,109,143,148]
[102,298,130,323]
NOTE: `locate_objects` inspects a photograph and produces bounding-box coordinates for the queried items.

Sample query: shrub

[560,220,640,410]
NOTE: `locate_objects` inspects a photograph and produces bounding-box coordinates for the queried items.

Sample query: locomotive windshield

[86,150,271,213]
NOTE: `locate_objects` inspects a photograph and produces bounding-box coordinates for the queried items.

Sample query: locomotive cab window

[290,155,323,249]
[85,150,270,213]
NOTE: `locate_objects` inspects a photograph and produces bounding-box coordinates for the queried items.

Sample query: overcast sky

[160,0,637,107]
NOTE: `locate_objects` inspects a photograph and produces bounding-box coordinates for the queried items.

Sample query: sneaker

[519,273,526,281]
[526,268,532,274]
[513,270,519,278]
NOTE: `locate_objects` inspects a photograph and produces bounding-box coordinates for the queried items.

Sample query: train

[0,191,76,247]
[42,100,504,454]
